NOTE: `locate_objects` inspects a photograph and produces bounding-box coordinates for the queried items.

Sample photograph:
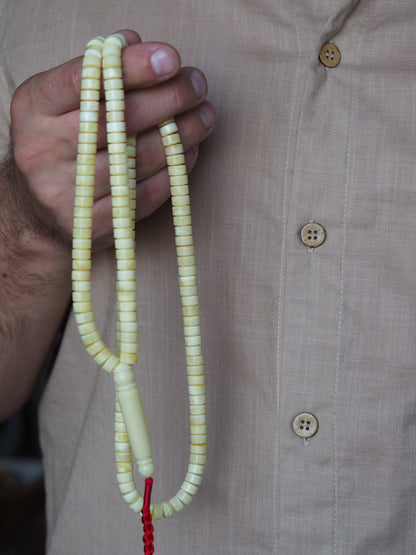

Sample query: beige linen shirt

[1,0,416,553]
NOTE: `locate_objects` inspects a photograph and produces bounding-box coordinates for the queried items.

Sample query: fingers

[25,39,181,117]
[122,67,208,138]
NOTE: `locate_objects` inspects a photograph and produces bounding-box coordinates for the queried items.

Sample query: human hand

[9,29,215,251]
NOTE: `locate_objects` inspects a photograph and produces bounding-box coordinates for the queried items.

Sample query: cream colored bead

[175,226,192,238]
[190,424,207,438]
[129,496,144,514]
[118,481,137,494]
[74,196,94,208]
[81,331,100,346]
[102,354,119,372]
[176,241,194,254]
[81,78,101,91]
[152,504,164,520]
[110,165,129,178]
[170,175,189,186]
[104,77,124,90]
[183,325,200,337]
[186,366,203,378]
[189,453,206,465]
[78,121,99,133]
[78,131,97,144]
[117,299,137,311]
[119,352,138,365]
[118,321,139,332]
[161,133,181,147]
[182,305,199,317]
[81,89,100,101]
[177,255,195,267]
[188,376,205,388]
[115,451,131,463]
[116,461,132,472]
[73,218,93,230]
[73,301,92,313]
[189,393,205,405]
[181,480,198,496]
[182,295,199,307]
[190,443,207,455]
[104,67,122,79]
[74,186,94,198]
[106,100,126,113]
[94,348,113,366]
[176,488,192,506]
[105,89,124,101]
[180,286,198,298]
[72,258,92,271]
[107,121,126,133]
[171,195,190,207]
[107,131,127,144]
[189,384,205,396]
[117,470,134,484]
[162,502,175,518]
[158,121,178,137]
[186,353,204,365]
[168,165,187,177]
[118,331,138,343]
[77,321,97,336]
[72,281,91,293]
[74,311,94,325]
[173,215,192,227]
[80,111,99,123]
[188,463,205,476]
[74,207,92,219]
[72,291,91,302]
[114,228,134,240]
[190,434,207,446]
[72,249,91,261]
[169,495,185,513]
[179,276,197,288]
[172,205,191,217]
[184,472,202,486]
[189,404,206,416]
[165,143,184,156]
[185,337,201,348]
[167,154,186,167]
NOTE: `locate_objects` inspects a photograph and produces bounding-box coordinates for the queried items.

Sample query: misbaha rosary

[71,34,206,553]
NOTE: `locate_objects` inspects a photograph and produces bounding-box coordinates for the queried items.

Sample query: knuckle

[163,81,182,115]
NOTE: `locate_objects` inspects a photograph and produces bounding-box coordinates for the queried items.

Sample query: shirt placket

[275,1,363,552]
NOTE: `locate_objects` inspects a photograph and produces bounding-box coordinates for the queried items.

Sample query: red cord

[142,478,154,554]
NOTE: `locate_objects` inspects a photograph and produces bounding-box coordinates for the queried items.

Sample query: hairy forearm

[0,150,72,420]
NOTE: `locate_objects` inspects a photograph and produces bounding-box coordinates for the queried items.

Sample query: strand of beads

[72,34,206,522]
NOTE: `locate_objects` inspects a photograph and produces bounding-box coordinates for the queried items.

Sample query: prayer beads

[72,34,206,522]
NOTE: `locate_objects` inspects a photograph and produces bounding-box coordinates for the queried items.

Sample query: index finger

[29,32,181,116]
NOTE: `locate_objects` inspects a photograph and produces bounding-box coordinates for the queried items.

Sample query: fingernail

[191,70,207,98]
[199,104,214,129]
[151,48,176,76]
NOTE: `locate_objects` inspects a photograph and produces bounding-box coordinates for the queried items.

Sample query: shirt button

[319,42,341,68]
[292,412,319,439]
[300,222,326,248]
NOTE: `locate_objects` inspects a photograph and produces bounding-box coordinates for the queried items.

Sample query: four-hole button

[292,412,319,439]
[319,43,341,68]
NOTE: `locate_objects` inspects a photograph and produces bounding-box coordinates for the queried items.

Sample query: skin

[0,30,215,420]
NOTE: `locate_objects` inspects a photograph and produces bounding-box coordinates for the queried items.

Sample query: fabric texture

[1,0,416,552]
